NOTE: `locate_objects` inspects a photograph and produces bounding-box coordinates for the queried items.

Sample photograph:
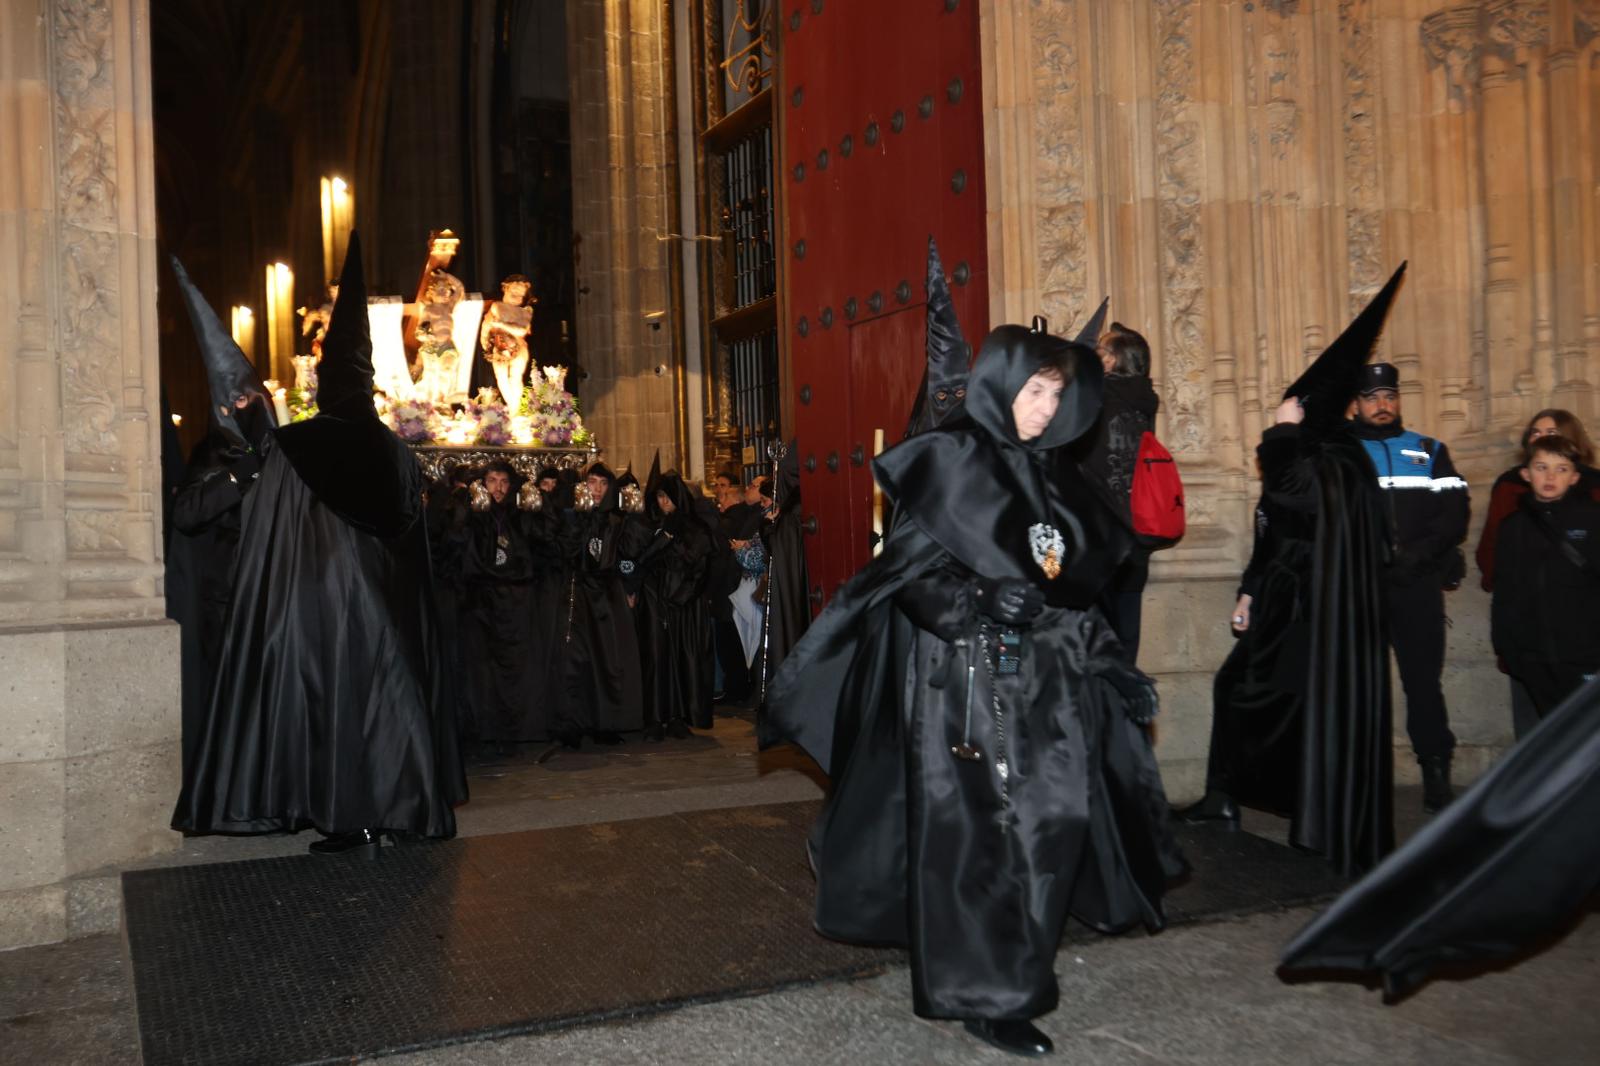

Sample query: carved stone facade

[981,0,1600,798]
[566,0,683,474]
[0,0,179,948]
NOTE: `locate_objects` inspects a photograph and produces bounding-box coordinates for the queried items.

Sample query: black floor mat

[124,803,1342,1065]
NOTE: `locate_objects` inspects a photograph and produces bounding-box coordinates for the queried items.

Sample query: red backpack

[1129,431,1185,543]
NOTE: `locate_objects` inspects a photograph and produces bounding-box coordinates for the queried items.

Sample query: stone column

[566,0,680,474]
[0,0,178,949]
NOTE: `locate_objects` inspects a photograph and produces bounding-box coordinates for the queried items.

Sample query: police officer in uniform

[1350,363,1470,812]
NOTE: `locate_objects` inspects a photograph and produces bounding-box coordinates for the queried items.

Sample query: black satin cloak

[457,501,556,742]
[763,326,1182,1020]
[765,516,1183,1019]
[636,475,715,730]
[556,503,647,734]
[1281,674,1600,998]
[1292,427,1394,875]
[166,434,251,786]
[1204,432,1318,815]
[172,436,467,837]
[755,502,809,691]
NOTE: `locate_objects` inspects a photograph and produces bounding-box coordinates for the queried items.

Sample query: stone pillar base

[0,620,180,949]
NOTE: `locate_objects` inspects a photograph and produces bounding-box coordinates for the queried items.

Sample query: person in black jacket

[1491,434,1600,718]
[1081,323,1160,662]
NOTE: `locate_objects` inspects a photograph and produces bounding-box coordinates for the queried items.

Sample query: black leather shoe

[1173,790,1240,829]
[557,732,583,751]
[642,724,665,742]
[963,1018,1053,1057]
[1421,755,1454,813]
[591,731,625,746]
[308,829,382,858]
[666,719,692,739]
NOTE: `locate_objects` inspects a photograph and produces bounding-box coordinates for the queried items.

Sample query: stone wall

[566,0,682,475]
[0,0,179,948]
[980,0,1600,799]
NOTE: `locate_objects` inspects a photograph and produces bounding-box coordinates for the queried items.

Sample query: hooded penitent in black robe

[636,472,715,732]
[755,445,808,696]
[1192,265,1405,877]
[763,324,1184,1022]
[168,431,261,784]
[172,234,466,839]
[163,254,278,790]
[456,479,557,745]
[555,472,647,738]
[1281,673,1600,999]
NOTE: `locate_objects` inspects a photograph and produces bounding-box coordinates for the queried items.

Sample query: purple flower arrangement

[371,367,588,449]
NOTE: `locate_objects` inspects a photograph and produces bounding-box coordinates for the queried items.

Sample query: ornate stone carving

[53,0,121,459]
[1421,5,1483,105]
[1154,0,1209,456]
[66,511,128,554]
[1483,0,1550,53]
[57,228,121,460]
[54,0,116,225]
[1030,6,1087,329]
[1341,0,1383,302]
[1263,30,1301,159]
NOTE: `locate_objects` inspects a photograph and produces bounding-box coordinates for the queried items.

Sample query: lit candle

[271,387,291,426]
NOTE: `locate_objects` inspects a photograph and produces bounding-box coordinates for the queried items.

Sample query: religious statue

[480,274,536,413]
[291,353,319,396]
[297,282,338,359]
[411,267,465,404]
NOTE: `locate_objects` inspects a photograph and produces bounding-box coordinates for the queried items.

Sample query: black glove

[224,448,262,487]
[975,577,1045,625]
[1092,660,1160,725]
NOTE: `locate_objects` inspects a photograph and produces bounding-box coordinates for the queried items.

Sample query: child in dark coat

[1492,434,1600,719]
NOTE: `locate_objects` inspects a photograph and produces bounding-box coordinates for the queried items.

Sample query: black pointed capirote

[1282,262,1408,431]
[906,235,971,437]
[314,230,376,419]
[168,254,275,448]
[1073,296,1110,347]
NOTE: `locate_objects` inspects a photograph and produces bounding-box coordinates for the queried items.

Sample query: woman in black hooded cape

[636,470,716,737]
[762,323,1184,1055]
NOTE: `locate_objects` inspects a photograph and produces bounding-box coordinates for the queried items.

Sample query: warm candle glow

[320,176,355,285]
[230,304,256,362]
[264,263,295,384]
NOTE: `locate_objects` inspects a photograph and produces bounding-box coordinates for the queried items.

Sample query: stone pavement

[3,714,1596,1065]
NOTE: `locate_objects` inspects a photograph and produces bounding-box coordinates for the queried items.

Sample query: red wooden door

[780,0,989,609]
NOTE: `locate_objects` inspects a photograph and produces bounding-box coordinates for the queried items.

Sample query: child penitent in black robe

[763,323,1184,1044]
[172,233,466,852]
[636,470,715,738]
